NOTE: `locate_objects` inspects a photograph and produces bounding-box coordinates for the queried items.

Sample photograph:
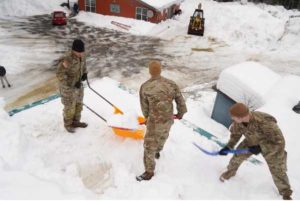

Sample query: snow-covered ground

[0,0,300,199]
[1,75,300,199]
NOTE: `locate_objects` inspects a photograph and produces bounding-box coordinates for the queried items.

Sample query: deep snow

[1,74,300,199]
[0,0,300,199]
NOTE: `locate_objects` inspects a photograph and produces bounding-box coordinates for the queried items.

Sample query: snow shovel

[86,77,146,124]
[193,142,250,156]
[83,103,144,139]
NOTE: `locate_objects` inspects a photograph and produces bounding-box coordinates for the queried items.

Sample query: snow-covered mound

[217,61,281,109]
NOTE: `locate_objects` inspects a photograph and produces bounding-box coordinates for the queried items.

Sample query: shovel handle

[86,77,124,114]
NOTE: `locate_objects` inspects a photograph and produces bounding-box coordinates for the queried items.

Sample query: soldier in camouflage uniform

[56,39,88,133]
[219,103,293,200]
[136,60,187,181]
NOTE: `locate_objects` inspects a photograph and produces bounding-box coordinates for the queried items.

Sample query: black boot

[283,195,292,200]
[136,172,154,181]
[72,121,88,128]
[65,126,75,133]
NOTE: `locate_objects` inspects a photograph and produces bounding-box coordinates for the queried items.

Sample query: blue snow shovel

[193,142,250,156]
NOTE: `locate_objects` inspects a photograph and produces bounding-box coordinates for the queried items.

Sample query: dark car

[52,11,67,25]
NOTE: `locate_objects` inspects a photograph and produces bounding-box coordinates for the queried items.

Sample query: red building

[77,0,183,23]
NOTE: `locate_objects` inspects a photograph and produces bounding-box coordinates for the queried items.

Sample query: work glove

[219,146,230,156]
[74,81,82,89]
[81,73,87,81]
[248,145,261,155]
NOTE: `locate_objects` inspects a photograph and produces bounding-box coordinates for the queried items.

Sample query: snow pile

[76,12,156,35]
[0,0,66,17]
[276,16,300,58]
[107,112,140,130]
[217,61,281,109]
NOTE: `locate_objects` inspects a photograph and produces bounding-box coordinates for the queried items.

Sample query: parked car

[52,11,67,25]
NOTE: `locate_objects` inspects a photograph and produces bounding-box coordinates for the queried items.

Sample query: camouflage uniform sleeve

[56,59,72,87]
[139,84,149,119]
[174,84,187,118]
[227,123,243,149]
[259,121,285,146]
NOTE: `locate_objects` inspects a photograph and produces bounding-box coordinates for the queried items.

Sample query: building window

[110,4,120,13]
[167,7,173,18]
[136,7,148,21]
[85,0,96,13]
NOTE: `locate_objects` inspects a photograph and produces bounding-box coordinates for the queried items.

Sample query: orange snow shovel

[83,103,145,140]
[86,78,146,123]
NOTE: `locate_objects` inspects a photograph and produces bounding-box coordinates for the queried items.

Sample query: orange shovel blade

[113,107,124,115]
[111,127,144,139]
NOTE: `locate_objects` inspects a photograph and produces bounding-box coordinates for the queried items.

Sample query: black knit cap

[72,39,85,52]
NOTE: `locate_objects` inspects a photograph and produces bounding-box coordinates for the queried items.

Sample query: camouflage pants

[59,86,84,127]
[226,140,292,196]
[143,120,173,172]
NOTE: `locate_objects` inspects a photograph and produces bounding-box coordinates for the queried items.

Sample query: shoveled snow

[0,76,299,199]
[107,112,140,130]
[217,61,281,109]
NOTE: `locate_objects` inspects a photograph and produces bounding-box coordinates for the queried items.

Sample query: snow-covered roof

[139,0,183,11]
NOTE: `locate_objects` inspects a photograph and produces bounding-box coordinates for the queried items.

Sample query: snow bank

[75,12,156,35]
[0,0,67,17]
[217,61,281,109]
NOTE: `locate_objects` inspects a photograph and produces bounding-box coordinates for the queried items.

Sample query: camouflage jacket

[56,51,87,89]
[139,76,187,124]
[227,111,285,150]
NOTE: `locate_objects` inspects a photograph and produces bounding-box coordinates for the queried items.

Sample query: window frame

[136,7,148,21]
[110,3,120,14]
[85,0,96,13]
